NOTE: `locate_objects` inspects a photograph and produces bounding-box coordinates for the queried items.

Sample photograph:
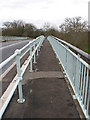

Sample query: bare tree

[42,22,51,31]
[59,17,87,33]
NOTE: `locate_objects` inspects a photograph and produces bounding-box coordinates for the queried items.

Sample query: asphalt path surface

[0,39,31,75]
[3,40,80,118]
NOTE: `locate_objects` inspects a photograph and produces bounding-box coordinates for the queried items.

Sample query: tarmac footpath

[3,39,80,119]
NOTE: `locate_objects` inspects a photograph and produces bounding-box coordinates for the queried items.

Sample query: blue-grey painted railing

[0,35,45,119]
[52,36,90,61]
[47,36,90,119]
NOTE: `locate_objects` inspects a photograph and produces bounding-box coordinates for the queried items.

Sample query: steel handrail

[0,35,45,119]
[0,39,39,69]
[47,36,90,119]
[52,36,90,61]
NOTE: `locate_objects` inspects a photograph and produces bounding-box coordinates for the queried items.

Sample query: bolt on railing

[0,35,45,119]
[47,36,90,119]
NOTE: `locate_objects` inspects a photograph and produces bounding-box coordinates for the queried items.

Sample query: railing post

[37,40,39,56]
[34,41,36,64]
[87,79,90,119]
[72,56,75,86]
[39,38,41,51]
[65,45,69,73]
[29,42,33,72]
[75,54,81,97]
[15,49,25,103]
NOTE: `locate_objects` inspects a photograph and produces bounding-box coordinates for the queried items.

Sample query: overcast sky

[0,0,89,28]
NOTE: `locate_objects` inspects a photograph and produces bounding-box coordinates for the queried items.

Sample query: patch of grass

[81,43,90,54]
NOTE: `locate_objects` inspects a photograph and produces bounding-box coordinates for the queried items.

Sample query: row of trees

[2,20,39,37]
[2,17,89,53]
[58,17,88,48]
[59,17,87,33]
[2,17,88,37]
[41,17,88,53]
[2,20,61,38]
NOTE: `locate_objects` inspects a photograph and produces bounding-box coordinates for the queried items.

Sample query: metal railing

[47,36,90,119]
[53,36,90,61]
[0,35,45,119]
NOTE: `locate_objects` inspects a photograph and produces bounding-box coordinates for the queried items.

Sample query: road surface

[0,39,31,75]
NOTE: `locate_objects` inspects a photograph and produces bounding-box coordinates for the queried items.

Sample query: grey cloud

[2,0,55,9]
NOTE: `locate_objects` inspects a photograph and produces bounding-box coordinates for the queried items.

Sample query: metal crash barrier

[47,36,90,119]
[0,35,45,119]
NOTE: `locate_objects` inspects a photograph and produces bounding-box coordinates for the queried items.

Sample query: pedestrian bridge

[0,36,90,119]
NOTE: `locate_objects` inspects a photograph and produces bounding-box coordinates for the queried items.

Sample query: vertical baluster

[82,66,86,104]
[65,46,67,72]
[39,38,41,51]
[70,53,72,81]
[65,45,68,73]
[86,70,90,118]
[74,58,77,88]
[72,56,74,86]
[84,68,89,109]
[34,41,36,64]
[70,53,73,80]
[73,57,76,86]
[29,42,33,72]
[78,61,81,97]
[76,54,81,97]
[37,40,39,56]
[80,64,83,100]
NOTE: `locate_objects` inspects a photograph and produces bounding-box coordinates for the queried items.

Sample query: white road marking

[0,40,29,50]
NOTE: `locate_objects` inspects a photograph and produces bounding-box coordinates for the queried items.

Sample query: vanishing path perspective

[3,39,80,118]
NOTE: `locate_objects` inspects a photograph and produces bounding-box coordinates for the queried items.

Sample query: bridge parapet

[0,35,45,119]
[51,36,90,61]
[47,36,90,119]
[0,35,89,119]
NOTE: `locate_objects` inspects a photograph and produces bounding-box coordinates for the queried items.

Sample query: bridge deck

[3,39,80,118]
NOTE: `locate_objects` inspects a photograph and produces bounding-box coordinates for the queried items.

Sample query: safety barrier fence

[0,35,45,119]
[0,36,28,42]
[47,36,90,119]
